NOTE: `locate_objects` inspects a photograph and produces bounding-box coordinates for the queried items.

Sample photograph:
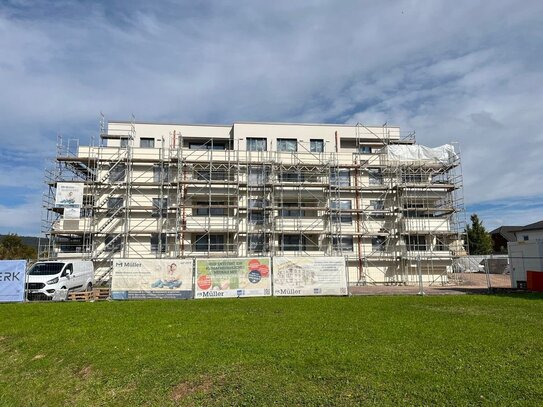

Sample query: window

[153,164,169,183]
[248,211,266,225]
[368,168,383,185]
[152,198,168,217]
[151,233,167,254]
[281,203,305,217]
[195,234,225,252]
[104,234,122,253]
[310,139,324,153]
[140,138,155,148]
[248,199,269,208]
[248,234,266,252]
[248,166,269,185]
[120,138,129,148]
[332,236,353,251]
[107,197,123,216]
[330,200,352,223]
[371,200,385,210]
[435,238,448,251]
[279,172,304,182]
[330,169,350,187]
[523,235,529,241]
[405,235,427,251]
[109,164,126,183]
[277,138,297,152]
[280,235,306,251]
[359,146,372,154]
[195,202,225,216]
[189,142,225,150]
[247,138,267,151]
[194,169,226,181]
[402,172,425,183]
[372,237,386,252]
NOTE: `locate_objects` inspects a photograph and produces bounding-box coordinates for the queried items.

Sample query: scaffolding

[40,117,466,286]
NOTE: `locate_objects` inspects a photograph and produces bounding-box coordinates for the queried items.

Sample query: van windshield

[28,263,64,276]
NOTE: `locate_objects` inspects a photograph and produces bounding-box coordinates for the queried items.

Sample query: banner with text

[55,182,84,208]
[273,257,348,296]
[0,260,27,303]
[195,258,271,299]
[111,259,193,300]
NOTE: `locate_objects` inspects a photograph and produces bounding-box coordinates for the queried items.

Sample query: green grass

[1,294,543,406]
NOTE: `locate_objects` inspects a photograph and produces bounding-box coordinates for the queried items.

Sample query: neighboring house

[514,220,543,242]
[490,226,522,253]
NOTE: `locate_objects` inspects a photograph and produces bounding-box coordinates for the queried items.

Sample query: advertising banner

[111,259,193,300]
[273,257,348,296]
[55,182,84,208]
[195,258,271,299]
[0,260,27,302]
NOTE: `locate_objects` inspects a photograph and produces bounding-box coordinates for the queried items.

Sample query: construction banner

[273,257,348,296]
[195,258,271,299]
[111,259,193,300]
[0,260,27,303]
[55,182,84,208]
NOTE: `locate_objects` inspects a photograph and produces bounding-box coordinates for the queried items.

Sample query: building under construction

[40,118,466,286]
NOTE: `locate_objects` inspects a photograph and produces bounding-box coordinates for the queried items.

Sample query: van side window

[65,264,73,274]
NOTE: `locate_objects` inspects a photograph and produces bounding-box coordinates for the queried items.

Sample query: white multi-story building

[41,118,466,285]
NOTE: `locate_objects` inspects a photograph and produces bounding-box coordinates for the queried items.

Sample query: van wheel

[86,283,93,292]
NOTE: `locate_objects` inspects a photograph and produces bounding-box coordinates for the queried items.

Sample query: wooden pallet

[93,288,110,301]
[67,291,94,302]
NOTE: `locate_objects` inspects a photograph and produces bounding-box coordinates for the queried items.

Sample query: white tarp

[385,144,457,164]
[111,259,193,299]
[195,258,271,299]
[55,182,84,208]
[273,257,348,296]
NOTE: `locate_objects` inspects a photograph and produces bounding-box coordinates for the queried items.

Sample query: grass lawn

[1,294,543,406]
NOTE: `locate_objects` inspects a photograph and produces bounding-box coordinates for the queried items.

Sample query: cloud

[1,0,543,234]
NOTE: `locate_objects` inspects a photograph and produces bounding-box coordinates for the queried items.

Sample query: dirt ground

[349,272,513,296]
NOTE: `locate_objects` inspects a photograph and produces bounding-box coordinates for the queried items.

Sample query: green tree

[0,233,37,260]
[465,214,493,255]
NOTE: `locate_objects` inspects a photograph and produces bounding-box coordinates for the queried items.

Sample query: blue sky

[1,0,542,235]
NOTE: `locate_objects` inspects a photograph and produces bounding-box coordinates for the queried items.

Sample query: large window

[372,237,386,252]
[109,164,126,183]
[332,236,353,252]
[248,211,267,225]
[107,197,124,217]
[104,234,122,253]
[248,166,269,185]
[330,169,350,187]
[368,168,383,185]
[405,235,427,251]
[189,142,225,150]
[247,138,267,151]
[280,235,306,251]
[280,203,305,217]
[195,202,225,216]
[248,198,269,208]
[151,233,167,254]
[195,234,225,252]
[310,139,324,153]
[140,138,155,148]
[277,138,297,152]
[279,171,304,182]
[359,146,372,154]
[152,198,168,218]
[330,200,352,223]
[153,164,169,183]
[194,168,226,181]
[120,138,129,148]
[248,234,266,252]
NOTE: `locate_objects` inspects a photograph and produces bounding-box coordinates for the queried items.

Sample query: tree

[0,233,37,260]
[465,214,493,255]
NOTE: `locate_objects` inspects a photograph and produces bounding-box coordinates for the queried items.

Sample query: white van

[26,261,94,300]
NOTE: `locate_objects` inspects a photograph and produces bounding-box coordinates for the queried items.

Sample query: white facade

[41,119,465,285]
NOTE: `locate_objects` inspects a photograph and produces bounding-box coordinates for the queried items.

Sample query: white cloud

[0,0,542,234]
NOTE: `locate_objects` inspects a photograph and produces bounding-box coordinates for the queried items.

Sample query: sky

[0,0,542,235]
